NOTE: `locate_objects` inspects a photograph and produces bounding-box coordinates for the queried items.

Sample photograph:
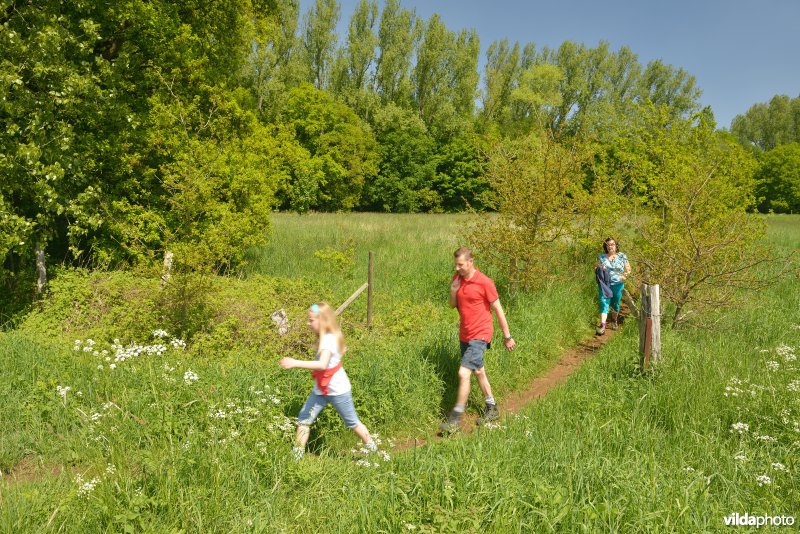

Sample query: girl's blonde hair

[311,302,345,354]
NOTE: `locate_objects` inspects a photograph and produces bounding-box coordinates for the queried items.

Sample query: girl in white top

[279,302,376,459]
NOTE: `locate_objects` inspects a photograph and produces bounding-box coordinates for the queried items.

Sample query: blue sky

[299,0,800,129]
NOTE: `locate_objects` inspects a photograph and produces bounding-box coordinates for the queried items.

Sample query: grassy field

[1,214,797,532]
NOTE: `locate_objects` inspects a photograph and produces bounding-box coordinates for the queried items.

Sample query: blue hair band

[309,304,320,315]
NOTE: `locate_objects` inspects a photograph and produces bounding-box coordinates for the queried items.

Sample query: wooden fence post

[367,251,374,330]
[639,283,661,371]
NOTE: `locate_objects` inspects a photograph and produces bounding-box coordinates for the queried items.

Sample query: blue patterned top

[598,252,629,284]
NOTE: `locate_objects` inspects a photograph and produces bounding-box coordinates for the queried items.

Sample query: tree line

[0,0,795,293]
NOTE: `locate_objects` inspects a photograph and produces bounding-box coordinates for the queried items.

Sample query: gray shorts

[460,339,489,370]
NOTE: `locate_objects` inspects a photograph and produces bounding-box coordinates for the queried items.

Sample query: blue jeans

[460,339,489,370]
[599,282,624,314]
[297,390,361,429]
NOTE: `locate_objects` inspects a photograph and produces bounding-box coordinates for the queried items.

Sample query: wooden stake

[367,251,374,330]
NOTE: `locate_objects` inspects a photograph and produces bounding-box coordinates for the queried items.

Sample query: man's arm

[449,276,460,308]
[490,299,516,351]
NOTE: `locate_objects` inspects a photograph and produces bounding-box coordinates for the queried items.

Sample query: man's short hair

[454,247,473,260]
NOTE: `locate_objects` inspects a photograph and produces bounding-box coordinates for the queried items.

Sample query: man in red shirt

[440,247,516,433]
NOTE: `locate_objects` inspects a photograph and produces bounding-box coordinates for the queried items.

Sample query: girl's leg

[295,391,327,454]
[296,424,311,449]
[330,391,375,448]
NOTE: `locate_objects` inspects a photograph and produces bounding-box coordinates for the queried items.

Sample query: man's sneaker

[477,403,499,425]
[610,319,618,330]
[595,325,605,336]
[439,410,463,434]
[291,446,304,461]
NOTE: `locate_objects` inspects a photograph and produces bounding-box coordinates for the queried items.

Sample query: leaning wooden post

[367,251,374,330]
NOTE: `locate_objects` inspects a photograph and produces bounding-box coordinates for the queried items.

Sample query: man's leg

[475,367,499,423]
[474,367,493,399]
[456,365,472,407]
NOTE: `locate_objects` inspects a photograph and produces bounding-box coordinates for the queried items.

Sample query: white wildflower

[766,360,780,371]
[153,329,169,338]
[682,467,695,473]
[730,422,749,434]
[109,363,117,370]
[756,474,772,486]
[105,463,116,475]
[76,475,100,497]
[787,380,800,393]
[183,370,199,384]
[771,462,786,472]
[56,385,71,399]
[755,435,777,443]
[734,454,747,461]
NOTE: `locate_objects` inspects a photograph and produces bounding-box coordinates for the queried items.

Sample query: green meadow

[1,214,797,532]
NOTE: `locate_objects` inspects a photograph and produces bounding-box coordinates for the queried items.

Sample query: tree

[329,0,381,121]
[374,0,420,107]
[283,84,379,212]
[0,0,281,282]
[731,94,800,152]
[246,0,304,116]
[467,131,596,288]
[619,106,767,327]
[364,103,437,212]
[301,0,340,90]
[479,39,521,132]
[755,143,800,213]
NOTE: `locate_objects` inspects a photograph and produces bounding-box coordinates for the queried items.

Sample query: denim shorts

[297,390,361,429]
[460,339,489,370]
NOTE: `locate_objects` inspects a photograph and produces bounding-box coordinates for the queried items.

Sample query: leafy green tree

[731,95,800,152]
[755,143,800,213]
[432,135,489,212]
[619,106,765,327]
[147,85,282,273]
[374,0,420,107]
[467,131,596,288]
[479,39,521,132]
[246,0,305,116]
[301,0,341,89]
[0,0,281,282]
[364,103,438,212]
[329,0,381,120]
[283,84,379,212]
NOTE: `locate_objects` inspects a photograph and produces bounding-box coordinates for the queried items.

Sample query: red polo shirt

[453,268,499,343]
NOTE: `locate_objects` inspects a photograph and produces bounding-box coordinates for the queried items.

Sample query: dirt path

[392,326,621,452]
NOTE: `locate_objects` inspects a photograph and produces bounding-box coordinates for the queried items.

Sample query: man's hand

[450,276,461,292]
[504,337,516,351]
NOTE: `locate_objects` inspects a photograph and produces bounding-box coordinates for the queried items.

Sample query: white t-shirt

[312,333,351,396]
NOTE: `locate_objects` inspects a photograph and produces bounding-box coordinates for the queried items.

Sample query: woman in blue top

[596,237,631,335]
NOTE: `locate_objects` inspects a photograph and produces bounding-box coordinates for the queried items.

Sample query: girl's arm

[279,350,332,370]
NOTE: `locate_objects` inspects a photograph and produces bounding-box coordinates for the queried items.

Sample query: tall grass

[2,214,796,532]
